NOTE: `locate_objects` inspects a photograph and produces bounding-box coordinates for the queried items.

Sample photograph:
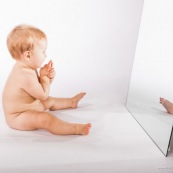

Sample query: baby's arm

[39,75,50,100]
[21,70,50,100]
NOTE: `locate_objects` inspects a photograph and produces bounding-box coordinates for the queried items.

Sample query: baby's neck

[15,60,36,71]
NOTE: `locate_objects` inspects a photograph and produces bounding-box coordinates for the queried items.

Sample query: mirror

[126,0,173,156]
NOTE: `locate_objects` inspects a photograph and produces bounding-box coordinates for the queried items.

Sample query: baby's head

[7,24,47,60]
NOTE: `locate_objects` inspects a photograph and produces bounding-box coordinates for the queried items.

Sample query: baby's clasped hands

[40,60,56,80]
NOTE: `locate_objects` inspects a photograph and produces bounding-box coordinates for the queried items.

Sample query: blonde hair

[7,24,47,60]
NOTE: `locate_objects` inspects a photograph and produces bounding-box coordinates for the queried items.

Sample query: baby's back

[2,63,40,120]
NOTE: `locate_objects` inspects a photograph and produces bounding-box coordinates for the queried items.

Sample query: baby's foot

[76,123,92,135]
[160,97,165,104]
[72,92,86,109]
[160,97,173,114]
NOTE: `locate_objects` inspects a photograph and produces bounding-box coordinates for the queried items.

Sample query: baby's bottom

[10,111,91,135]
[8,92,92,135]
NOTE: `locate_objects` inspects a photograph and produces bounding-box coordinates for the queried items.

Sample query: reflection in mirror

[168,130,173,156]
[126,0,173,156]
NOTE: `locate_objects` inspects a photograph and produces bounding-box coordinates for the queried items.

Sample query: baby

[2,24,92,135]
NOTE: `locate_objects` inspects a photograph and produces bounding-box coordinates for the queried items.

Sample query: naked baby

[2,24,92,135]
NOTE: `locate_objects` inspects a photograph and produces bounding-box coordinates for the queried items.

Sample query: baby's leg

[9,111,92,135]
[41,92,86,111]
[160,97,173,114]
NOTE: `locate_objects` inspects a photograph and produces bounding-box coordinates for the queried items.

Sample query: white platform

[1,98,172,173]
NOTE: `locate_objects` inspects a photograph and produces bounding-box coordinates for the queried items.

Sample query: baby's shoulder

[13,65,36,80]
[21,68,37,80]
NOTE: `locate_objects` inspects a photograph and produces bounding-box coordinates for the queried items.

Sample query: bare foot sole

[160,97,173,114]
[160,97,165,104]
[76,123,92,135]
[72,92,86,109]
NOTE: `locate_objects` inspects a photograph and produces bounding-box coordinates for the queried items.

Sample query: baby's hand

[47,61,56,79]
[40,60,55,79]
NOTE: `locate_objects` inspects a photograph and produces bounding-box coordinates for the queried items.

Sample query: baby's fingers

[48,60,53,68]
[48,69,55,79]
[43,64,49,70]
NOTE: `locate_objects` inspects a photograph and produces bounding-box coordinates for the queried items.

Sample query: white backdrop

[128,0,173,103]
[0,0,143,108]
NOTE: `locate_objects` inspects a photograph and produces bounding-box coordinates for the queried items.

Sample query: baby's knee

[38,112,54,129]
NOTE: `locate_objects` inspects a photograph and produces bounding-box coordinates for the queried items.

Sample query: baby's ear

[23,51,31,61]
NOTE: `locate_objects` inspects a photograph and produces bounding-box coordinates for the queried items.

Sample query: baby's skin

[160,97,173,115]
[2,60,92,135]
